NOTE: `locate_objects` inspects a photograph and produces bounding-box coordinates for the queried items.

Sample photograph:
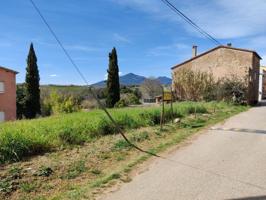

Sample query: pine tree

[24,43,41,118]
[106,47,120,108]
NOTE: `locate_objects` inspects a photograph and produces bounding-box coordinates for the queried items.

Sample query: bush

[42,91,80,115]
[173,68,248,104]
[16,84,26,119]
[114,99,128,108]
[124,93,141,105]
[81,99,99,110]
[173,68,216,101]
[217,76,248,104]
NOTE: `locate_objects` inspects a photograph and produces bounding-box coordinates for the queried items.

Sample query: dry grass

[0,103,247,200]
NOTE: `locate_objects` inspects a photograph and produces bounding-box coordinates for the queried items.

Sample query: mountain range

[92,73,172,87]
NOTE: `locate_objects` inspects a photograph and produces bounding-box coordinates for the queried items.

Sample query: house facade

[0,66,18,122]
[259,66,266,101]
[171,45,261,104]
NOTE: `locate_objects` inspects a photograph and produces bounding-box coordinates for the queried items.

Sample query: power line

[160,0,221,45]
[26,2,266,192]
[29,0,160,158]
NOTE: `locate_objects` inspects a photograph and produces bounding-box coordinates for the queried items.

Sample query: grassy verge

[0,102,209,164]
[0,102,248,200]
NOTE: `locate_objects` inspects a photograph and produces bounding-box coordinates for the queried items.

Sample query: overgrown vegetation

[173,68,248,104]
[42,91,80,115]
[17,84,143,118]
[1,102,209,164]
[0,102,247,200]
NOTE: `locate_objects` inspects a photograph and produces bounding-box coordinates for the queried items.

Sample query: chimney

[192,45,197,57]
[227,43,232,47]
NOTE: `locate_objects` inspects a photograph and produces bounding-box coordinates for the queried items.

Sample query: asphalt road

[100,105,266,200]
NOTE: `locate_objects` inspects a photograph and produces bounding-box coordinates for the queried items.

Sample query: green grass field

[0,101,248,200]
[0,102,245,164]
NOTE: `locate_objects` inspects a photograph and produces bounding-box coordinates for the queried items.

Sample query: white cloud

[49,74,58,77]
[183,0,266,39]
[112,0,179,22]
[112,0,266,39]
[113,33,131,43]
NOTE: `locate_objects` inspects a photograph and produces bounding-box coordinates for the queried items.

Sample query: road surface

[100,105,266,200]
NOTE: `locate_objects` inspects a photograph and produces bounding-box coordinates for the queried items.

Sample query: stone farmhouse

[0,66,18,122]
[171,45,261,104]
[259,66,266,101]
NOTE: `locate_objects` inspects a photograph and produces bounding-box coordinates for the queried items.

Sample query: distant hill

[157,76,172,85]
[92,73,172,87]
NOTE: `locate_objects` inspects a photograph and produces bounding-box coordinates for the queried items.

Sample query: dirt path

[100,106,266,200]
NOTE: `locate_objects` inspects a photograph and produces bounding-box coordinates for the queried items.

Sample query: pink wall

[0,68,17,121]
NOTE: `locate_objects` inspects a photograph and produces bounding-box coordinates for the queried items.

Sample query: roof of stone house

[0,66,18,74]
[171,45,262,70]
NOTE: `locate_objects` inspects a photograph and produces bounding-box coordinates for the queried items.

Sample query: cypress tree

[24,43,41,119]
[106,47,120,108]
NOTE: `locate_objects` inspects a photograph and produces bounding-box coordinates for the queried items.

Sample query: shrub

[114,99,128,108]
[16,84,26,119]
[42,91,80,115]
[123,93,141,105]
[217,76,248,104]
[173,68,216,101]
[81,99,99,110]
[173,68,248,104]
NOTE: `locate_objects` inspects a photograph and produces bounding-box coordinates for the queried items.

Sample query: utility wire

[29,0,160,158]
[160,0,221,45]
[28,1,266,192]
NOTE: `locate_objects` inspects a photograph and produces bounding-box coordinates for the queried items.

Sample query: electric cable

[29,0,161,158]
[160,0,221,45]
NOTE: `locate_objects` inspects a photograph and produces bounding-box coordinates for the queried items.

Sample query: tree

[106,47,120,108]
[140,78,162,99]
[16,84,26,119]
[24,43,41,119]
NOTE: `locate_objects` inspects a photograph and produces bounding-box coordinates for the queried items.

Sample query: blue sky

[1,0,266,85]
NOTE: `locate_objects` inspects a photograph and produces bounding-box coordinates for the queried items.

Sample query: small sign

[163,92,172,101]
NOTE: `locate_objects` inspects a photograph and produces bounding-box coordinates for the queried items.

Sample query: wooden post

[194,104,197,119]
[160,88,165,130]
[170,89,174,123]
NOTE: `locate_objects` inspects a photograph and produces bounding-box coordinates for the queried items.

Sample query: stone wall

[172,47,260,104]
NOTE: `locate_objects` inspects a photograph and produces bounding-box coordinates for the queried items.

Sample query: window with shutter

[0,82,4,93]
[0,112,5,122]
